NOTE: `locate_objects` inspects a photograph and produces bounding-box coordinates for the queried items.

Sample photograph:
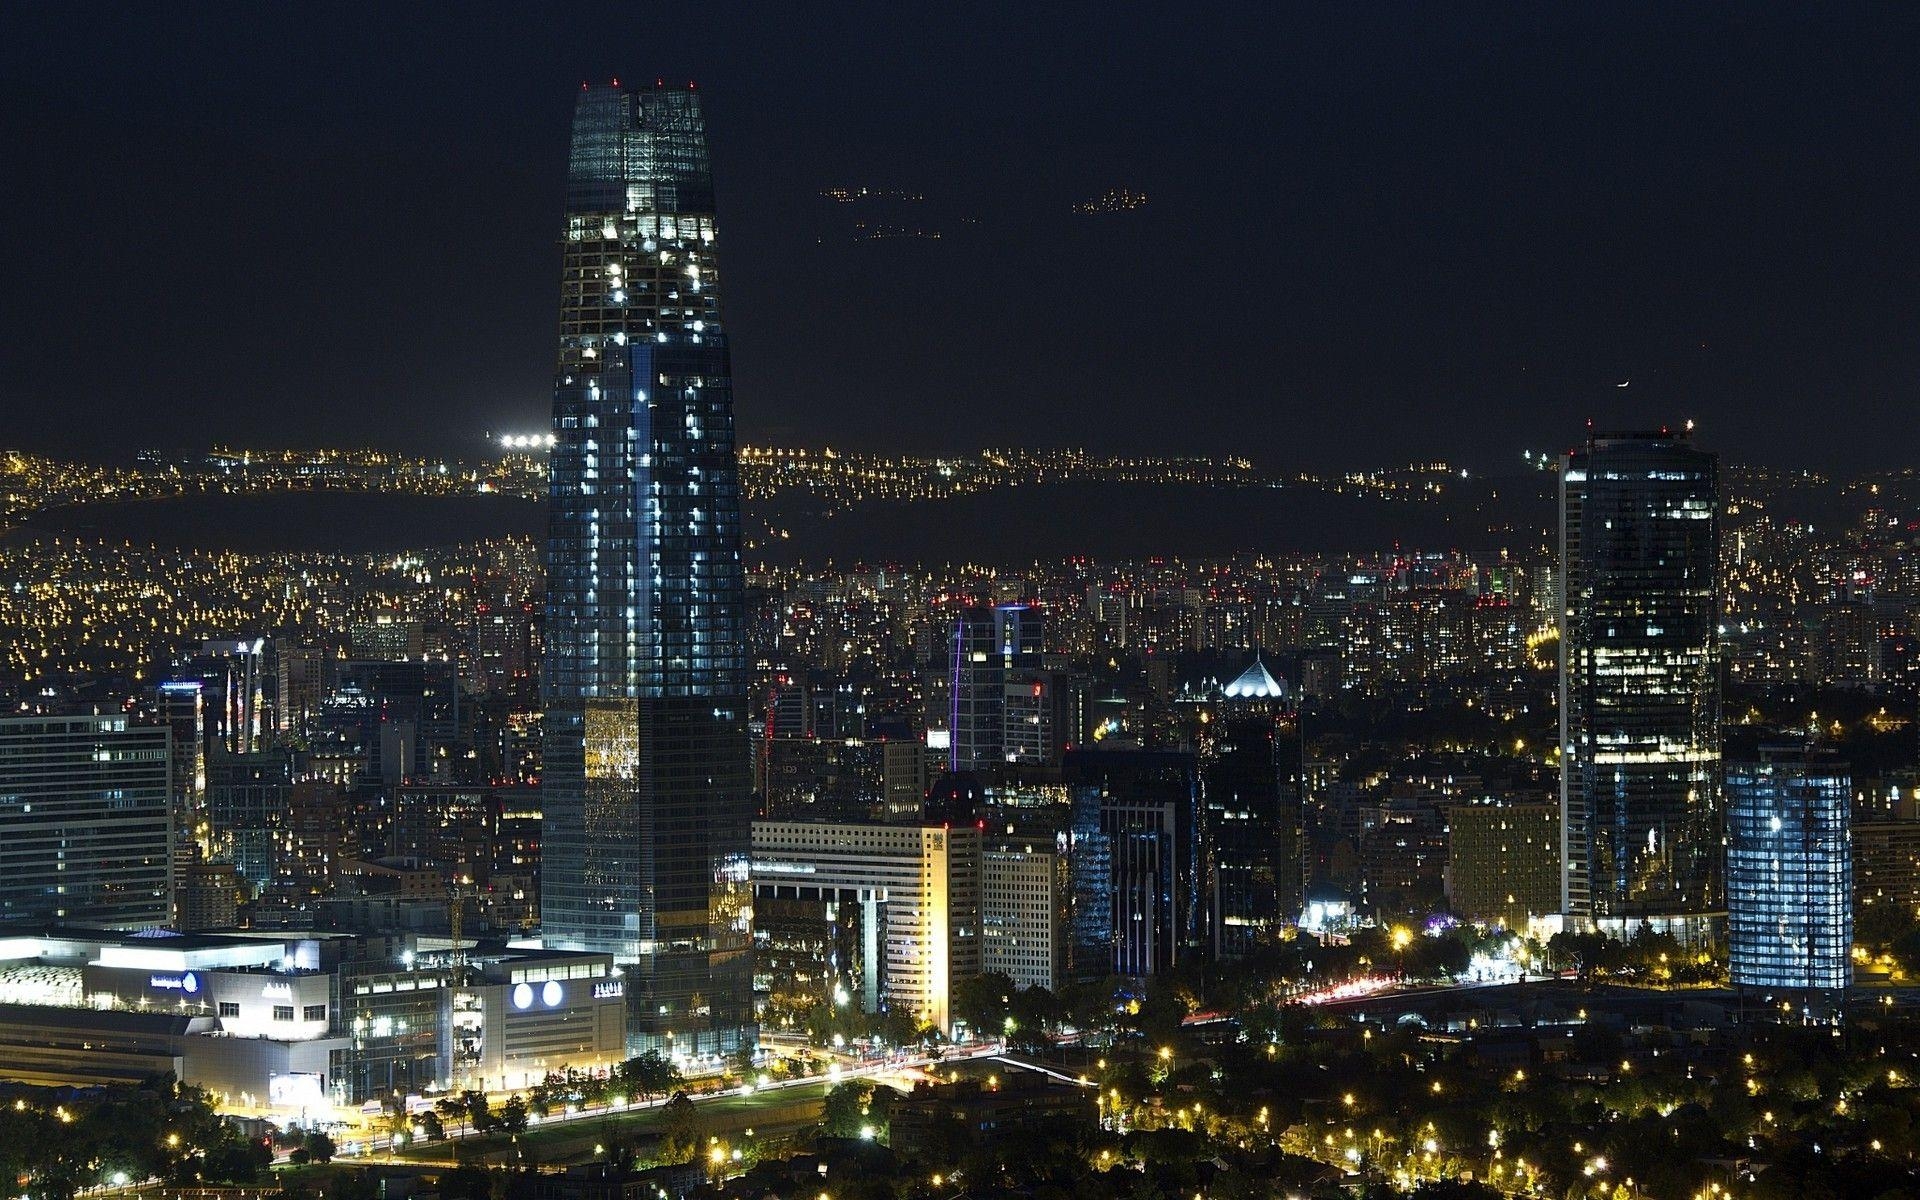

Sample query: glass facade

[541,83,753,1056]
[1203,716,1301,958]
[1727,746,1851,1017]
[1064,750,1200,978]
[0,714,172,928]
[949,604,1043,771]
[1558,430,1721,934]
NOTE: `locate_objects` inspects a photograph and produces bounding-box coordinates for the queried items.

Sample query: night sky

[3,4,1917,472]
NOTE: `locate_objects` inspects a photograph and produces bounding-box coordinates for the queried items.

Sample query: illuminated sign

[593,980,624,999]
[150,972,200,994]
[260,982,293,1000]
[542,980,563,1008]
[512,982,533,1010]
[269,1073,326,1110]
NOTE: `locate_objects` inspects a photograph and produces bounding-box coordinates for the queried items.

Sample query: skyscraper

[1726,744,1851,1020]
[541,82,753,1056]
[1065,749,1201,977]
[1203,716,1302,958]
[950,603,1045,771]
[1559,428,1721,939]
[0,714,172,928]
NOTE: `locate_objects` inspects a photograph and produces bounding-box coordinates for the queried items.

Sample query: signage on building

[593,980,624,999]
[150,972,200,994]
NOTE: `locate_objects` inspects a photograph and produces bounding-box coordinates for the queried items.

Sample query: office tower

[1357,801,1447,917]
[0,714,171,928]
[206,747,297,896]
[275,640,328,736]
[540,81,753,1056]
[750,821,981,1033]
[1446,800,1561,930]
[1065,749,1201,977]
[1853,820,1920,924]
[982,839,1067,991]
[473,601,539,699]
[264,781,352,912]
[882,740,931,823]
[158,681,209,867]
[950,604,1044,771]
[1559,428,1721,938]
[176,861,241,931]
[200,638,273,754]
[1727,745,1851,1019]
[1204,716,1301,957]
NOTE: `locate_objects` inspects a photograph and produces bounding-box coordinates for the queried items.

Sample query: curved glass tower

[541,82,753,1057]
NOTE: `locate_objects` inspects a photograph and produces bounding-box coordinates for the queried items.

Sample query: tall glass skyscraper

[541,82,753,1057]
[1559,428,1721,939]
[1726,744,1851,1021]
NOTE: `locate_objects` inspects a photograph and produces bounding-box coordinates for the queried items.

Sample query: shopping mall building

[0,927,626,1114]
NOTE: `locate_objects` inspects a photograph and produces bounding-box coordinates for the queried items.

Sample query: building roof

[1222,655,1285,699]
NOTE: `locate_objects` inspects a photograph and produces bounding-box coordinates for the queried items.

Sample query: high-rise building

[1726,745,1851,1019]
[950,604,1045,771]
[882,740,932,823]
[157,681,209,873]
[1853,820,1920,922]
[0,714,172,928]
[1203,716,1302,957]
[206,747,296,897]
[982,839,1067,991]
[1065,749,1201,978]
[199,638,273,755]
[1447,799,1560,931]
[750,820,982,1034]
[1559,428,1721,939]
[539,82,753,1056]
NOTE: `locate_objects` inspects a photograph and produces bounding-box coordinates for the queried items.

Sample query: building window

[217,1002,240,1018]
[304,1004,327,1022]
[273,1006,295,1021]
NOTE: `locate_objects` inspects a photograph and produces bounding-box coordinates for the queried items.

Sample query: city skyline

[5,6,1920,473]
[3,13,1920,1199]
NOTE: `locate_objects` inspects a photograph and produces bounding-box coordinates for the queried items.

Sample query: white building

[751,821,981,1033]
[982,841,1066,992]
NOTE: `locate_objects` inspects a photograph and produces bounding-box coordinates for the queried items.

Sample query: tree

[416,1111,445,1142]
[497,1096,528,1136]
[953,971,1017,1037]
[619,1050,683,1100]
[661,1093,702,1163]
[304,1131,337,1164]
[730,1041,758,1078]
[822,1081,874,1139]
[460,1090,495,1135]
[878,1003,922,1049]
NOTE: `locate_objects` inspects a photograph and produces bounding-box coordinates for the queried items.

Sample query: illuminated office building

[1065,749,1201,977]
[1203,716,1301,957]
[539,81,753,1056]
[0,714,172,929]
[1447,799,1560,930]
[1559,428,1721,939]
[1726,745,1851,1020]
[950,604,1047,771]
[749,820,981,1035]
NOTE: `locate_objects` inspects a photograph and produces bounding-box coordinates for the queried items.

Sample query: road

[335,1044,1001,1167]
